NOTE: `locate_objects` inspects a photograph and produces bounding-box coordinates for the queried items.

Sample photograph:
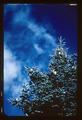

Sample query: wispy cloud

[27,21,56,46]
[27,22,46,36]
[34,44,44,54]
[4,4,57,98]
[11,6,57,48]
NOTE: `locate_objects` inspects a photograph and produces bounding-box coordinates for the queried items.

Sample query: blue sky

[4,4,78,116]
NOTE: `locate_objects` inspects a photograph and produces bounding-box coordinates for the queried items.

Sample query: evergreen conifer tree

[9,36,77,117]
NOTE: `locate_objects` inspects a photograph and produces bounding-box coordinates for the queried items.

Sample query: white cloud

[34,44,44,54]
[4,45,30,98]
[4,46,21,91]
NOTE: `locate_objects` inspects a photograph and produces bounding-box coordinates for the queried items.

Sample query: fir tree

[9,36,77,117]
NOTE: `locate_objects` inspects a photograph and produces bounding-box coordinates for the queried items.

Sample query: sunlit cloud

[4,46,21,91]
